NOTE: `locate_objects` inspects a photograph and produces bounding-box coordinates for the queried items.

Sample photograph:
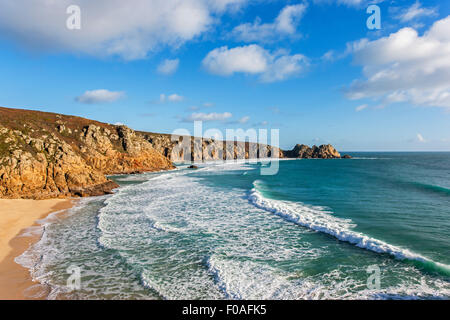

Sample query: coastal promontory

[0,107,344,199]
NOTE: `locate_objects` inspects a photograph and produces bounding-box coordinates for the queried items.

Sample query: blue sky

[0,0,449,151]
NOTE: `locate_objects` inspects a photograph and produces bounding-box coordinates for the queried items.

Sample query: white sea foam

[248,180,450,275]
[15,161,450,300]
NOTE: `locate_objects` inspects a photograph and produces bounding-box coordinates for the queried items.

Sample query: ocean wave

[206,254,309,300]
[247,180,450,277]
[205,254,450,300]
[411,182,450,196]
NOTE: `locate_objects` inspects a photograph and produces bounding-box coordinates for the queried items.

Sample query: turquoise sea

[17,153,450,299]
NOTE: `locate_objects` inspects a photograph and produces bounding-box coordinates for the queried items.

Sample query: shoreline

[0,199,74,300]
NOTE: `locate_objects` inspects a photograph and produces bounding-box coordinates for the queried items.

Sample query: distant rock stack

[282,144,341,159]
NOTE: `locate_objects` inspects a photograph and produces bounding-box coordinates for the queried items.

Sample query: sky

[0,0,449,151]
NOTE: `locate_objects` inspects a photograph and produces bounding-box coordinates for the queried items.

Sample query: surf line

[182,304,216,318]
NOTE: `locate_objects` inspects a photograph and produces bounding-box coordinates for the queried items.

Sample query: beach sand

[0,199,73,300]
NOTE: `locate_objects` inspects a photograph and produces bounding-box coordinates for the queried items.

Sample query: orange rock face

[0,107,174,199]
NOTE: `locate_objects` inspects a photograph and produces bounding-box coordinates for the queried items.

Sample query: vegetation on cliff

[0,107,174,199]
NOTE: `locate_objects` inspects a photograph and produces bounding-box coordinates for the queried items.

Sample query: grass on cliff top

[0,106,128,154]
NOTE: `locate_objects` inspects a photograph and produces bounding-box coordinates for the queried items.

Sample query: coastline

[0,199,74,300]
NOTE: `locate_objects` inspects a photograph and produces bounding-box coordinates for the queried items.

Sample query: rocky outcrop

[140,132,341,161]
[139,132,283,162]
[0,107,174,199]
[282,144,341,159]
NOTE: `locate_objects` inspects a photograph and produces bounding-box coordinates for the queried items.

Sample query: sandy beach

[0,199,73,300]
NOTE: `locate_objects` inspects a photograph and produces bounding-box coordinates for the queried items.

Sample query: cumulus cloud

[344,16,450,109]
[183,112,232,122]
[157,59,180,75]
[0,0,248,60]
[160,93,184,102]
[76,89,124,104]
[202,44,308,82]
[396,1,437,22]
[203,45,268,75]
[230,3,307,42]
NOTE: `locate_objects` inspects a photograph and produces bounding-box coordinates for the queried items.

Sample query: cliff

[139,132,283,162]
[0,107,344,199]
[0,107,174,199]
[140,132,341,161]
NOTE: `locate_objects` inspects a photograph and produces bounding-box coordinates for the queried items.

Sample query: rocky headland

[0,107,174,199]
[0,107,346,199]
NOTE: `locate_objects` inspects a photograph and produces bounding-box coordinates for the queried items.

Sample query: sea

[16,152,450,300]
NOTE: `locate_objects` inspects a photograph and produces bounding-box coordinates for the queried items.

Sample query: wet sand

[0,199,73,300]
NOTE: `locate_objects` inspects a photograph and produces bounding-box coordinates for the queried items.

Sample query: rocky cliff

[0,107,344,199]
[139,132,283,162]
[0,107,174,199]
[140,132,341,161]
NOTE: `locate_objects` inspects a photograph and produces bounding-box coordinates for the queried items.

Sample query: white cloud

[417,133,426,142]
[160,93,184,102]
[396,1,437,22]
[260,53,309,83]
[231,3,307,42]
[321,50,336,61]
[0,0,248,60]
[355,104,368,112]
[225,115,250,124]
[238,116,250,123]
[183,112,232,122]
[76,89,124,104]
[312,0,371,7]
[345,16,450,108]
[202,44,308,82]
[157,59,180,75]
[168,94,184,102]
[203,44,268,75]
